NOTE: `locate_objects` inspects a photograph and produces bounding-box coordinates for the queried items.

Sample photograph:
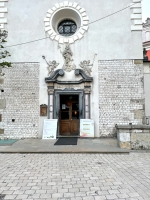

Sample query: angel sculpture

[42,56,59,76]
[79,60,93,76]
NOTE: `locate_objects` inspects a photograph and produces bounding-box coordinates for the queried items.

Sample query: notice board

[80,119,94,137]
[42,119,58,139]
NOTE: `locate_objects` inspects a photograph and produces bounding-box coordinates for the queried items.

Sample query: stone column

[84,82,91,119]
[47,83,54,119]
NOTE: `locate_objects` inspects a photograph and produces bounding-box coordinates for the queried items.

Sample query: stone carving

[45,69,93,84]
[47,89,54,94]
[62,45,76,72]
[79,54,97,76]
[42,56,59,76]
[54,84,84,90]
[84,87,91,94]
[45,69,65,83]
[79,60,93,76]
[75,69,93,82]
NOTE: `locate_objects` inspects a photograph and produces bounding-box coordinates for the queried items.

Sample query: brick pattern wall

[98,60,144,137]
[0,63,39,139]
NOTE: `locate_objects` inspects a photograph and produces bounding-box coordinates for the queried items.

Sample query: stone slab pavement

[0,153,150,200]
[0,138,130,153]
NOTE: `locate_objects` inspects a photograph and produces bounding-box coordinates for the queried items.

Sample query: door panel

[60,121,70,135]
[59,95,79,136]
[71,120,79,135]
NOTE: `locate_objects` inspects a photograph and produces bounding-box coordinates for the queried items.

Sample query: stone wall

[117,125,150,150]
[0,63,39,139]
[98,60,144,137]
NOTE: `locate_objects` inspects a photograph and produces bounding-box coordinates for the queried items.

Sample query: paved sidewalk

[0,138,130,153]
[0,153,150,200]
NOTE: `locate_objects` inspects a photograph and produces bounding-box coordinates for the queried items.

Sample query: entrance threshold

[57,135,80,138]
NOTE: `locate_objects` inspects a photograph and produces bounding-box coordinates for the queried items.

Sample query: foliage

[0,29,11,75]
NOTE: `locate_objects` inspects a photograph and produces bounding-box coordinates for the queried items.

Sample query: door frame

[53,89,85,136]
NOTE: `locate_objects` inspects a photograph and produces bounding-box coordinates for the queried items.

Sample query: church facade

[0,0,144,140]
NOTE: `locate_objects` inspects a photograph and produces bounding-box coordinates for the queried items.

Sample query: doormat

[54,137,78,145]
[0,140,18,146]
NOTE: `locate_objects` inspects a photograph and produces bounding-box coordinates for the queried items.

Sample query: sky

[142,0,150,22]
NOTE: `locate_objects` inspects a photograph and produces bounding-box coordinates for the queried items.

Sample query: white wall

[6,0,143,62]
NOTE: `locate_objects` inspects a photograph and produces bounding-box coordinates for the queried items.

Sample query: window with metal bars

[57,19,77,36]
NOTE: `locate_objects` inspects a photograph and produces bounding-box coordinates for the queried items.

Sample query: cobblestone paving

[0,153,150,200]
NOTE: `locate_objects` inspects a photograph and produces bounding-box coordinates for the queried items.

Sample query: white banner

[42,119,58,139]
[80,119,94,137]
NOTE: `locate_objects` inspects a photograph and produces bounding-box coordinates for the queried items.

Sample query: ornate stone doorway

[45,68,93,137]
[53,89,84,136]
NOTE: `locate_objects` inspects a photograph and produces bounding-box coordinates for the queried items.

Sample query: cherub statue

[79,60,93,76]
[42,56,59,76]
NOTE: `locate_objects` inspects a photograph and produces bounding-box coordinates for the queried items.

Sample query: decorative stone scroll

[45,69,93,84]
[45,69,64,83]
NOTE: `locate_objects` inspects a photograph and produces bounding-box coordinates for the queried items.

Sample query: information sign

[42,119,58,139]
[80,119,94,137]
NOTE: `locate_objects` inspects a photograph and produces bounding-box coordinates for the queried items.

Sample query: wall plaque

[80,119,94,137]
[40,104,47,116]
[42,119,58,139]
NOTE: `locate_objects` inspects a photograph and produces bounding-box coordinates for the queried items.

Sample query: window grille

[58,19,77,36]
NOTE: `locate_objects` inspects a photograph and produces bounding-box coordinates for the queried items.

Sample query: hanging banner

[42,119,58,139]
[80,119,94,137]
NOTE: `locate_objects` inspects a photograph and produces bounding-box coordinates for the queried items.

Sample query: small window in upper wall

[58,19,77,37]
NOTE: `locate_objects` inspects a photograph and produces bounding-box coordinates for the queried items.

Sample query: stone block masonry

[116,125,150,150]
[98,60,144,137]
[0,63,39,139]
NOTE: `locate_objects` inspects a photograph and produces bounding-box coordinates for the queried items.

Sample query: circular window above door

[44,2,89,44]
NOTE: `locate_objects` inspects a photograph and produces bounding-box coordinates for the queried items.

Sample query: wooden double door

[60,95,79,135]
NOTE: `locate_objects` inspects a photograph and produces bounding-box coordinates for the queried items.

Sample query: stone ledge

[116,125,150,130]
[116,124,150,150]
